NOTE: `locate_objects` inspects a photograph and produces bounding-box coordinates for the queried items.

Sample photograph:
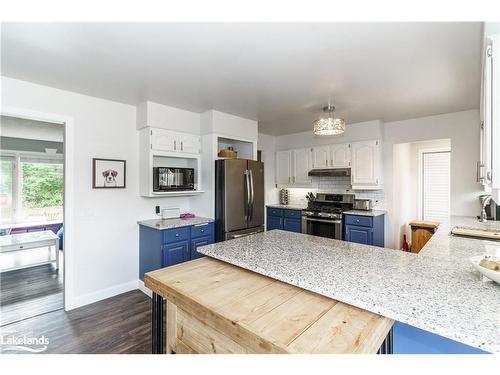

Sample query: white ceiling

[1,22,482,135]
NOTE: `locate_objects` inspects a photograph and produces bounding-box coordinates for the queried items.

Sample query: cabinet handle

[293,176,296,183]
[326,159,328,166]
[288,176,291,183]
[201,229,205,233]
[331,159,333,166]
[284,219,287,227]
[175,233,179,237]
[174,140,177,150]
[181,141,183,151]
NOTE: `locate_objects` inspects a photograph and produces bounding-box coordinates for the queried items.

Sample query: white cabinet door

[292,148,312,185]
[330,143,351,168]
[311,146,330,169]
[178,133,201,154]
[351,140,381,188]
[276,151,292,184]
[151,128,177,152]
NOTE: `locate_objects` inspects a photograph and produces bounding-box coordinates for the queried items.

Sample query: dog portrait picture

[92,158,126,188]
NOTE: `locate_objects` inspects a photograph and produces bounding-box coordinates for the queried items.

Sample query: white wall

[201,110,259,141]
[275,120,382,150]
[1,76,192,309]
[136,101,200,134]
[1,115,64,142]
[257,133,278,205]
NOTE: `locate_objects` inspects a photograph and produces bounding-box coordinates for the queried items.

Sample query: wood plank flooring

[0,290,152,354]
[1,260,63,326]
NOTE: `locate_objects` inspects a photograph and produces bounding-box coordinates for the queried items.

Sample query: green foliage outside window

[22,163,63,208]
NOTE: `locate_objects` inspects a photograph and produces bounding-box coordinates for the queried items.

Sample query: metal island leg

[151,292,164,354]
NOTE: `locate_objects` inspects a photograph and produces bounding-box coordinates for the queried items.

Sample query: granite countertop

[198,217,500,353]
[343,209,387,217]
[266,204,307,210]
[138,217,214,230]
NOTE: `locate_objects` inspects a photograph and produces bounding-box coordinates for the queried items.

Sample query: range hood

[308,168,351,177]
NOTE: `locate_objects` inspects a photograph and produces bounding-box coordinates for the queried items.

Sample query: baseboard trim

[66,280,139,310]
[137,279,152,298]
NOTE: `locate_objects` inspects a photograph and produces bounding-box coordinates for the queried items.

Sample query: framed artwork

[92,158,126,188]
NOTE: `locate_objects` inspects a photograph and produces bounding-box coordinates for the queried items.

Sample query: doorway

[0,115,65,325]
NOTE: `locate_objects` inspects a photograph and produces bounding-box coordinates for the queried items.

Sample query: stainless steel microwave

[153,167,195,192]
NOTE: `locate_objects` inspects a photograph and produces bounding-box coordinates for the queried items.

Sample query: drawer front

[191,222,214,239]
[163,226,190,244]
[267,207,283,217]
[345,215,373,227]
[284,209,301,219]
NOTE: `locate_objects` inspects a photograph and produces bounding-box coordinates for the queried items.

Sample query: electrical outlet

[155,205,160,214]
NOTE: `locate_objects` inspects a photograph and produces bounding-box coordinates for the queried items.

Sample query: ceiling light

[312,105,346,136]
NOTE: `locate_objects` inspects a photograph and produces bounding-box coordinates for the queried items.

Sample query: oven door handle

[302,217,342,224]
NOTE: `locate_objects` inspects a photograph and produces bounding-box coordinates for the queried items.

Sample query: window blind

[422,151,450,223]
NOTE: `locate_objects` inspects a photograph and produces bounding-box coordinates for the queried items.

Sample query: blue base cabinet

[139,221,214,281]
[266,207,302,233]
[393,321,488,354]
[344,214,385,247]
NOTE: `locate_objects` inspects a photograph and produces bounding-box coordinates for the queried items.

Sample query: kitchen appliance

[158,207,180,219]
[479,194,500,221]
[153,167,195,192]
[279,189,289,205]
[302,193,354,240]
[353,199,373,211]
[308,168,350,176]
[215,159,265,242]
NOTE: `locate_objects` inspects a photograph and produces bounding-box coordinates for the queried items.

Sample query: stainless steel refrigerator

[215,159,265,242]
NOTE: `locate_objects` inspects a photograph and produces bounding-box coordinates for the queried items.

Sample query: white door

[276,151,292,184]
[422,151,450,222]
[330,143,351,168]
[292,148,312,185]
[151,128,177,152]
[178,133,201,154]
[311,146,330,169]
[351,140,379,186]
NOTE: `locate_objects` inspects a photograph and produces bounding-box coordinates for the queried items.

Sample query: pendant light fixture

[312,104,346,136]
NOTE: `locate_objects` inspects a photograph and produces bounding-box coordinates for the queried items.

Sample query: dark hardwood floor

[0,290,152,354]
[1,257,63,326]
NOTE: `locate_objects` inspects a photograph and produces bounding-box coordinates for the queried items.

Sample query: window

[0,156,16,223]
[0,154,63,224]
[421,151,451,223]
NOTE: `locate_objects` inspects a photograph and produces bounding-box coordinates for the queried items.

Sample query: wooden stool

[409,220,440,253]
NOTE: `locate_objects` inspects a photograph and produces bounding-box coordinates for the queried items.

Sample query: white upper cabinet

[276,150,292,184]
[311,145,330,169]
[151,128,200,154]
[276,148,312,186]
[351,140,383,190]
[330,143,351,168]
[292,148,313,185]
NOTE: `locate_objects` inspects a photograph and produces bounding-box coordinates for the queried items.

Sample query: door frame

[1,106,75,311]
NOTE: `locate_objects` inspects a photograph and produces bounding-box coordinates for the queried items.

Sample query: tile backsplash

[285,176,386,209]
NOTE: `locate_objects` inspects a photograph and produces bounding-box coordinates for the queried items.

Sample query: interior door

[248,160,264,229]
[293,148,312,184]
[224,159,249,232]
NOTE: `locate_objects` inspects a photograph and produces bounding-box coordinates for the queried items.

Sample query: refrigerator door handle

[249,169,255,221]
[244,170,251,222]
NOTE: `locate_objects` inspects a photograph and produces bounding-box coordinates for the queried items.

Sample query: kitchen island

[196,224,499,353]
[144,257,393,354]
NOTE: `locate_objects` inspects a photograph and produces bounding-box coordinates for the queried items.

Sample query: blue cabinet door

[267,215,282,231]
[162,240,190,267]
[191,235,213,260]
[345,225,373,245]
[284,218,301,233]
[393,321,487,354]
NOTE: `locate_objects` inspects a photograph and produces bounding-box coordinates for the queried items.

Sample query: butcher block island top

[144,257,393,354]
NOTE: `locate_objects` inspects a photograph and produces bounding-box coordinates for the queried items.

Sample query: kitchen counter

[138,216,213,230]
[198,223,500,353]
[343,209,387,217]
[144,257,393,354]
[266,204,307,210]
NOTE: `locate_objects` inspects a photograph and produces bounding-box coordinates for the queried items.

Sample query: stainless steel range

[302,193,354,240]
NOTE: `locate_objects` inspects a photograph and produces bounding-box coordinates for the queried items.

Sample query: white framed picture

[92,158,126,189]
